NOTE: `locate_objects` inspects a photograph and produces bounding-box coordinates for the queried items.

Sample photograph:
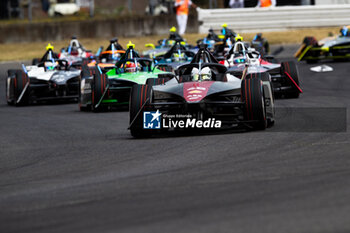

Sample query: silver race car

[6,47,81,106]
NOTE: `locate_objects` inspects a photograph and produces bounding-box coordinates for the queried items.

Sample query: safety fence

[198,4,350,33]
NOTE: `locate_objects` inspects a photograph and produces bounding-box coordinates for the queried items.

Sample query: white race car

[6,48,81,106]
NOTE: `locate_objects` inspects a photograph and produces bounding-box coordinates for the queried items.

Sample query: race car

[79,42,175,112]
[58,36,97,67]
[295,26,350,63]
[196,29,221,52]
[211,24,238,57]
[142,27,197,58]
[251,33,270,56]
[128,46,275,138]
[6,45,81,106]
[153,41,196,73]
[88,38,125,69]
[224,41,302,98]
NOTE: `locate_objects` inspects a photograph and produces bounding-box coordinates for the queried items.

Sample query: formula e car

[58,36,97,66]
[6,48,81,106]
[79,43,175,111]
[251,33,270,56]
[33,37,98,68]
[88,38,125,69]
[128,46,275,138]
[153,41,196,73]
[225,41,302,98]
[210,24,238,57]
[295,26,350,63]
[142,27,197,58]
[196,29,221,52]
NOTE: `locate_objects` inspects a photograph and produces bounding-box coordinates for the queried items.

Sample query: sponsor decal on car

[143,110,222,129]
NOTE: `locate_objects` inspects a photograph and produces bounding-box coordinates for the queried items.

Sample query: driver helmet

[45,61,57,71]
[172,52,185,61]
[191,67,199,81]
[233,57,246,64]
[167,40,175,46]
[200,67,212,81]
[125,62,137,73]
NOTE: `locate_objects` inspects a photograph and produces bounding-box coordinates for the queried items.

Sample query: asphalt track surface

[0,46,350,233]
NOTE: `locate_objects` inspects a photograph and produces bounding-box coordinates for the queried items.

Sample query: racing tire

[146,77,170,87]
[91,67,108,112]
[79,65,92,111]
[156,65,174,73]
[281,61,300,98]
[7,69,30,106]
[241,74,267,130]
[129,84,152,138]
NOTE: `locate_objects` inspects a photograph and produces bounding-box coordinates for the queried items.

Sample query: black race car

[153,41,196,73]
[251,33,270,56]
[128,46,275,138]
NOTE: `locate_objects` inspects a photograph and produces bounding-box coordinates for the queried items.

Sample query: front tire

[7,69,30,106]
[129,84,152,138]
[79,65,93,111]
[241,74,267,130]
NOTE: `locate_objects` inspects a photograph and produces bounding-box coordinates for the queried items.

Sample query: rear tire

[281,61,300,98]
[6,70,16,105]
[129,84,152,138]
[241,74,267,130]
[7,69,30,106]
[79,65,92,111]
[91,67,108,112]
[146,77,170,86]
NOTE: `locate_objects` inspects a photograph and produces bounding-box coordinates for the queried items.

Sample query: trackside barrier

[198,4,350,33]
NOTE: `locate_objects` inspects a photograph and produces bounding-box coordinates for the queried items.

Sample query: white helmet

[200,67,212,81]
[191,67,199,81]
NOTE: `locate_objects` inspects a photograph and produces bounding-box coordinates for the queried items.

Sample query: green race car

[79,43,174,111]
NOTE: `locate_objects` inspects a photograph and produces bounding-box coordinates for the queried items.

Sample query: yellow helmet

[222,23,227,28]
